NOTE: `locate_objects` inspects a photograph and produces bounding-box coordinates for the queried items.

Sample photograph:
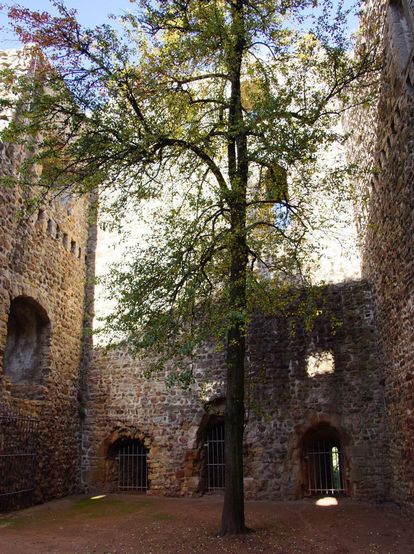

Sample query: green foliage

[1,0,378,381]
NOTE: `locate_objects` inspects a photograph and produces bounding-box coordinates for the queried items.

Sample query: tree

[1,0,377,535]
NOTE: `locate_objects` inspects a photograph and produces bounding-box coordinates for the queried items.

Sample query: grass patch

[69,496,150,517]
[0,495,171,530]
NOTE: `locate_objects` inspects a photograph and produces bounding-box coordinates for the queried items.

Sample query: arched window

[108,438,149,492]
[204,420,225,491]
[3,297,50,393]
[302,424,345,496]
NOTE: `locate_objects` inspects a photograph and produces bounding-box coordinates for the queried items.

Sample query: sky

[0,0,360,48]
[0,0,135,47]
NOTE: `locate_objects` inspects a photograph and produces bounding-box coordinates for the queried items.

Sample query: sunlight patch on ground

[315,497,338,507]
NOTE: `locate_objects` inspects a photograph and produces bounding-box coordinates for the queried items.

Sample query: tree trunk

[220,245,248,535]
[220,0,249,536]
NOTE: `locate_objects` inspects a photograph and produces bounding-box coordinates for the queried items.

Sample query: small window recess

[306,350,335,377]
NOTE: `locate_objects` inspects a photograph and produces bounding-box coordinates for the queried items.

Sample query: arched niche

[3,296,51,398]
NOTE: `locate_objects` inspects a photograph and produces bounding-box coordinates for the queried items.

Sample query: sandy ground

[0,494,413,553]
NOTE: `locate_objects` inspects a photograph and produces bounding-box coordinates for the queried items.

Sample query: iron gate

[117,439,148,491]
[0,412,39,512]
[205,421,225,491]
[304,440,344,496]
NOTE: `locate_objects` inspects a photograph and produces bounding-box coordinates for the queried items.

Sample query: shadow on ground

[0,495,413,553]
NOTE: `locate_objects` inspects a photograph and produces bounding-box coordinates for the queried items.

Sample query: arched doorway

[204,419,225,491]
[108,438,149,492]
[302,424,345,496]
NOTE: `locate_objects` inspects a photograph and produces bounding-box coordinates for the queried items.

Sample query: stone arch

[288,414,352,499]
[99,427,151,493]
[189,397,226,494]
[3,295,51,398]
[300,423,347,496]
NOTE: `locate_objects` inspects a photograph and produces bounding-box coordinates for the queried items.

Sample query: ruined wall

[83,281,386,501]
[0,136,91,502]
[346,0,414,508]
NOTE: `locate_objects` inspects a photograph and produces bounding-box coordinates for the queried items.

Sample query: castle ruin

[0,1,413,512]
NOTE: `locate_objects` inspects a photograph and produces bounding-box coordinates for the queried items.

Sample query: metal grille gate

[304,440,344,496]
[206,421,225,491]
[117,439,148,491]
[0,412,39,512]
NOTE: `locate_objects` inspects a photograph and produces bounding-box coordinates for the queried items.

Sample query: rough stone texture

[0,136,91,503]
[346,0,414,510]
[83,281,386,501]
[3,0,410,510]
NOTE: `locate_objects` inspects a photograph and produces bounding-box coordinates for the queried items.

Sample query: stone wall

[346,0,414,509]
[1,0,402,510]
[0,138,91,503]
[83,281,386,501]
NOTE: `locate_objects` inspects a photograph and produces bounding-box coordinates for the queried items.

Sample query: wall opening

[302,423,345,496]
[3,296,50,397]
[107,438,148,492]
[306,350,335,377]
[203,419,225,492]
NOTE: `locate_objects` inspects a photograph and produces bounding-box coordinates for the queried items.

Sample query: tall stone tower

[346,0,414,510]
[0,49,92,508]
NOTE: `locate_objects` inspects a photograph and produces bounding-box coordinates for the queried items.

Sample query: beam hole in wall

[302,423,345,497]
[3,296,51,398]
[107,438,149,492]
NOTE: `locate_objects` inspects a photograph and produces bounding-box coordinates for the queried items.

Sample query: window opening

[306,351,335,377]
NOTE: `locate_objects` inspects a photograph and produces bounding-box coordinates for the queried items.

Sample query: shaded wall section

[346,0,414,508]
[83,281,386,501]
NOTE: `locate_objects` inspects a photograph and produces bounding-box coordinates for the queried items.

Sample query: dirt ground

[0,494,413,554]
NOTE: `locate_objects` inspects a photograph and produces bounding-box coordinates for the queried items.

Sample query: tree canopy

[0,0,378,535]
